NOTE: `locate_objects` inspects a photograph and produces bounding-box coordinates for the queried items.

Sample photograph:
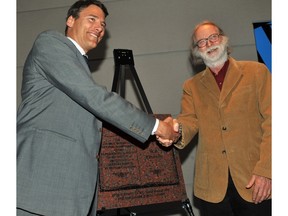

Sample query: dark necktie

[83,55,89,65]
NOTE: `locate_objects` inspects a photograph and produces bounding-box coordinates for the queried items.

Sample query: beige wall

[17,0,271,215]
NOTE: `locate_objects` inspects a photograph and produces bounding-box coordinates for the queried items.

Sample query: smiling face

[66,5,106,53]
[195,25,221,49]
[193,24,228,68]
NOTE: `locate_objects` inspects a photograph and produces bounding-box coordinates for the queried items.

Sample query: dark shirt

[210,60,229,91]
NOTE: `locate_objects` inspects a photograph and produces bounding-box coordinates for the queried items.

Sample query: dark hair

[65,0,109,34]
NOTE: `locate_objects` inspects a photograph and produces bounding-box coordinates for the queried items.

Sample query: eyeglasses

[195,33,222,48]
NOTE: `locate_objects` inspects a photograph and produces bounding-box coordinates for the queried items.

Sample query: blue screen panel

[253,21,271,72]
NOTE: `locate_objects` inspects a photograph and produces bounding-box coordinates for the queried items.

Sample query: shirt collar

[67,37,86,56]
[210,59,230,77]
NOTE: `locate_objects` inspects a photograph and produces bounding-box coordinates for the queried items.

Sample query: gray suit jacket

[17,30,155,216]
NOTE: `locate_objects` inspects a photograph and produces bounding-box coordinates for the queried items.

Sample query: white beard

[195,37,229,68]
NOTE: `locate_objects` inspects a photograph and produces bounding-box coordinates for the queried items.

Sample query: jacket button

[222,150,226,154]
[222,126,227,130]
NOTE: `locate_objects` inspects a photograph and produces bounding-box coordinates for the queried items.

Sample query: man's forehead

[195,25,218,37]
[79,5,105,16]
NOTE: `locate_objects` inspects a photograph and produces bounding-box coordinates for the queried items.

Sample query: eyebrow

[87,14,107,26]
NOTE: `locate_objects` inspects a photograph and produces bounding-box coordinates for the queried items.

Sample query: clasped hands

[154,117,180,147]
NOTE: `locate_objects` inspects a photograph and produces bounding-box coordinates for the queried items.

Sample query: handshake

[154,117,181,147]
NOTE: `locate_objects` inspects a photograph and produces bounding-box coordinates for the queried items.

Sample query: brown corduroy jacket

[175,57,271,203]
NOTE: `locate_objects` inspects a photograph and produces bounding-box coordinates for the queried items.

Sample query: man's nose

[206,39,212,47]
[93,22,104,33]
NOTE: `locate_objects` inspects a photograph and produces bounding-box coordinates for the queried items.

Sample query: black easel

[97,49,195,216]
[111,49,153,114]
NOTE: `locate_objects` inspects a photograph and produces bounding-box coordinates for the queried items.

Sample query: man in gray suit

[17,1,179,215]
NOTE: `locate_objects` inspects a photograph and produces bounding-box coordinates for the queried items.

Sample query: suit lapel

[76,51,91,73]
[219,58,243,105]
[200,68,220,99]
[61,34,91,73]
[199,58,243,106]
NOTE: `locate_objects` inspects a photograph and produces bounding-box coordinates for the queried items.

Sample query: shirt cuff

[151,118,159,135]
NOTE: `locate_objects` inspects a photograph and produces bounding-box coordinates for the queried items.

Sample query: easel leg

[182,199,195,216]
[116,208,136,216]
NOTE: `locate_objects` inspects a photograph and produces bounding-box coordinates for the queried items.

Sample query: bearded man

[159,20,271,216]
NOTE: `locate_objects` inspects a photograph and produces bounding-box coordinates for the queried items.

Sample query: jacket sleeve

[253,63,271,179]
[31,31,155,143]
[174,79,199,149]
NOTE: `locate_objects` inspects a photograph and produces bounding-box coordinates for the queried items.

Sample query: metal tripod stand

[97,49,195,216]
[111,49,153,114]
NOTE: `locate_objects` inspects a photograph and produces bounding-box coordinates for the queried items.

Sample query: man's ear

[66,16,75,28]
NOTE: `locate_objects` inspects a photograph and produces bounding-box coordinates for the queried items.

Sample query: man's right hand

[155,117,180,147]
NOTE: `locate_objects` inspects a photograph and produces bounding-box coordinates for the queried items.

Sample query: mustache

[205,45,220,53]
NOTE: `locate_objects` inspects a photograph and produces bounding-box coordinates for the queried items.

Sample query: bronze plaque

[97,114,187,211]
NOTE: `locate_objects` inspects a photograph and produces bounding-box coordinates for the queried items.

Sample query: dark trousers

[197,173,271,216]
